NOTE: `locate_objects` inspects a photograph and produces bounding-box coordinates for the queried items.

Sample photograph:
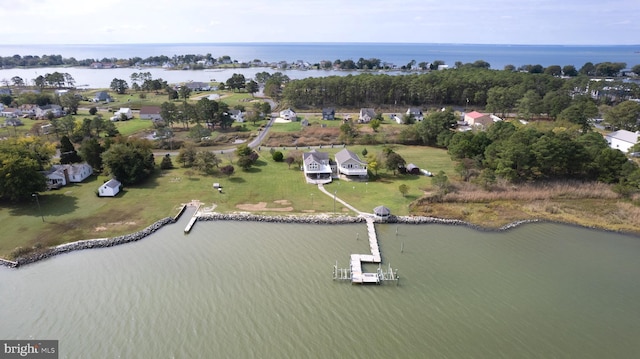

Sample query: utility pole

[32,193,44,222]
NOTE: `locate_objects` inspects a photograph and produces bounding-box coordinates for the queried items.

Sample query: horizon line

[2,41,639,47]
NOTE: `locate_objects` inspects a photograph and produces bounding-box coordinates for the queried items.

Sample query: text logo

[1,341,57,359]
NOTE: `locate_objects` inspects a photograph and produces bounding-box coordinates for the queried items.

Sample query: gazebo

[373,205,391,218]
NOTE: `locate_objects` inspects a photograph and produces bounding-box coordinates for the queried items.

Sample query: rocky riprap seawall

[6,217,175,268]
[198,212,367,224]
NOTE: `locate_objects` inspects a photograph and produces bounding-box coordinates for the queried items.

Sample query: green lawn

[0,145,454,259]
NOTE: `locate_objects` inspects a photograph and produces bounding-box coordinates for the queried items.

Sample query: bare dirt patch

[94,221,138,232]
[236,201,293,212]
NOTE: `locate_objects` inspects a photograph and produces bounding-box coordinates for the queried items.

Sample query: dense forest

[282,67,640,110]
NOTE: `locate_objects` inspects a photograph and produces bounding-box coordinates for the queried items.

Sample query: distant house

[52,163,93,183]
[358,108,376,123]
[139,106,162,121]
[302,150,333,184]
[406,107,424,122]
[0,107,21,118]
[98,179,122,197]
[322,107,335,120]
[464,111,493,128]
[4,118,23,126]
[35,104,63,119]
[184,82,211,91]
[335,148,368,179]
[229,109,245,123]
[111,108,132,121]
[605,130,639,153]
[279,108,297,121]
[93,91,113,103]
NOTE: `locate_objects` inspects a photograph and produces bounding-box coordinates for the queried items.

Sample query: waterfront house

[605,130,639,153]
[322,107,335,120]
[139,106,162,121]
[0,107,21,118]
[335,148,368,179]
[302,150,333,184]
[280,108,297,121]
[464,111,493,128]
[358,108,376,123]
[98,179,122,197]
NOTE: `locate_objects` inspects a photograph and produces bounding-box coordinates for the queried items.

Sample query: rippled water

[1,212,640,358]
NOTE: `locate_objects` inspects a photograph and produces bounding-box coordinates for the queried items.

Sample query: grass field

[0,145,454,259]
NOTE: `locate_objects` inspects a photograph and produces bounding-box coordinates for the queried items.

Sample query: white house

[139,106,162,121]
[229,109,245,123]
[43,167,67,189]
[335,148,368,178]
[111,108,133,121]
[98,179,122,197]
[605,130,639,153]
[358,108,376,123]
[52,163,93,183]
[302,150,333,184]
[406,107,424,122]
[279,108,297,121]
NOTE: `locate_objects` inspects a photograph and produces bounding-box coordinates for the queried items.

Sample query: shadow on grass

[9,193,79,218]
[254,159,268,167]
[245,167,262,173]
[228,177,246,183]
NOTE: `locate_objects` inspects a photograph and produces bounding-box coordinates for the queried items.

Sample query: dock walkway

[336,217,397,284]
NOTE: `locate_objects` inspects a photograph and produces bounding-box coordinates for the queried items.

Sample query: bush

[272,151,284,162]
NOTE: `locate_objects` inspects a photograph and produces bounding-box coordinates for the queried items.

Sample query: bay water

[1,209,640,358]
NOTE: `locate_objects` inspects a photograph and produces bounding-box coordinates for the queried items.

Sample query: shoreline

[4,210,639,269]
[1,211,539,269]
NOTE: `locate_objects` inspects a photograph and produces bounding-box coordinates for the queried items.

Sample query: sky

[4,0,639,45]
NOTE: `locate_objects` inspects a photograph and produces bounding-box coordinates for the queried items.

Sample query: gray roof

[104,179,121,188]
[606,130,639,144]
[373,206,391,216]
[303,150,329,165]
[360,108,376,118]
[335,148,365,165]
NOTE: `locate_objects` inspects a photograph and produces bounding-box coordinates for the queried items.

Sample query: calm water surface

[1,212,639,358]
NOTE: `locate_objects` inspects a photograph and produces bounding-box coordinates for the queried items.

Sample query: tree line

[281,66,639,110]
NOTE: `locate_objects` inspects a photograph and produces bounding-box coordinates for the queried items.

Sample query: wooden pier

[334,217,398,284]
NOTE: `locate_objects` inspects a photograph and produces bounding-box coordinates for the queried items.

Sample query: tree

[177,143,197,167]
[562,65,578,77]
[160,154,173,170]
[632,64,640,76]
[178,86,192,102]
[160,101,178,128]
[285,156,295,169]
[370,119,381,132]
[59,135,81,164]
[11,76,24,87]
[193,151,220,175]
[398,184,409,197]
[110,78,128,94]
[0,153,46,201]
[79,138,103,170]
[604,100,640,132]
[246,80,259,96]
[385,152,406,175]
[60,92,80,115]
[220,164,235,177]
[516,90,543,120]
[226,73,246,92]
[102,139,155,185]
[89,106,98,116]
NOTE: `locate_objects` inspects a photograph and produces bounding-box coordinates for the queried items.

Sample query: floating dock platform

[334,217,398,284]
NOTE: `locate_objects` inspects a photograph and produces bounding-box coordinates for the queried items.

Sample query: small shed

[406,163,420,175]
[98,179,122,197]
[373,205,391,218]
